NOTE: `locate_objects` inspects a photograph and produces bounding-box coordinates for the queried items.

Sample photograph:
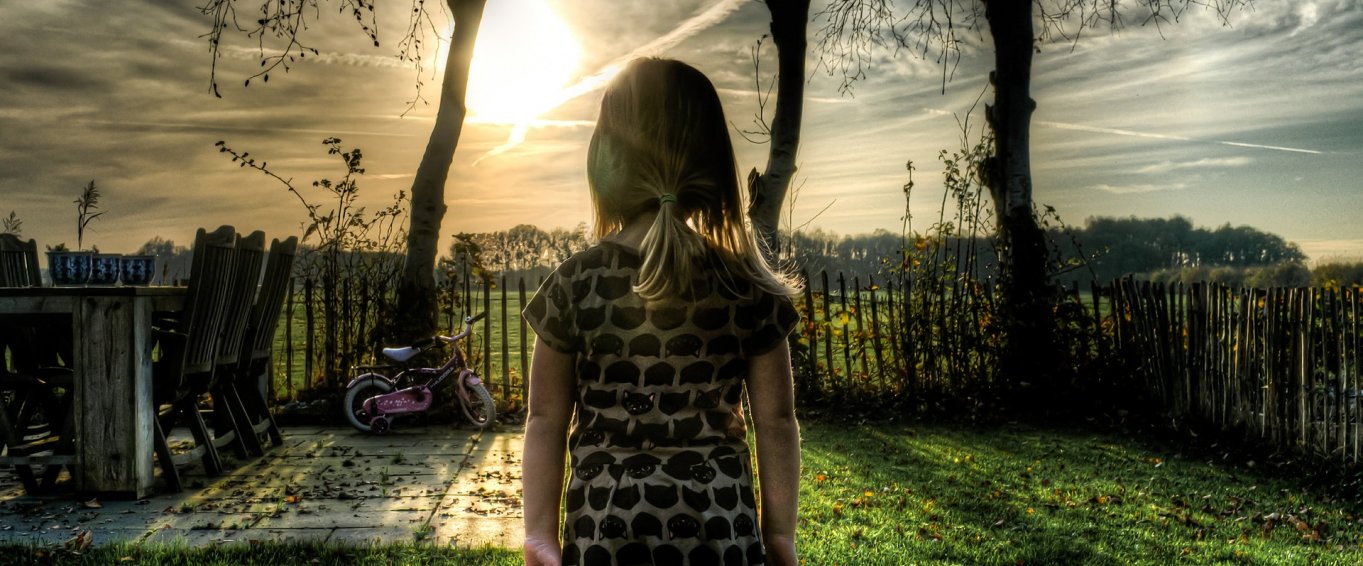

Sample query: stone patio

[0,425,525,549]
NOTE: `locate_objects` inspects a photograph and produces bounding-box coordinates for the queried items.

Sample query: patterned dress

[523,241,799,566]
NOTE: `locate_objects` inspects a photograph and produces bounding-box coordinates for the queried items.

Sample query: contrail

[475,0,747,163]
[79,119,414,138]
[1034,120,1323,155]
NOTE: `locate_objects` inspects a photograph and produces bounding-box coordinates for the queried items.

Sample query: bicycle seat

[382,347,421,363]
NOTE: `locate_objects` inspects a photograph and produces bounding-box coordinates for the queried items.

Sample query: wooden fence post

[852,276,872,387]
[342,278,353,371]
[800,269,818,397]
[501,274,510,394]
[283,275,295,402]
[838,272,853,389]
[483,278,492,383]
[304,278,314,394]
[452,274,463,334]
[820,271,835,393]
[868,275,886,393]
[520,277,529,403]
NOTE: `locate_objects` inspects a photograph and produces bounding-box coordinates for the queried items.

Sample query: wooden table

[0,286,185,498]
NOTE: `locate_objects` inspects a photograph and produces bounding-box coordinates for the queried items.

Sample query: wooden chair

[0,234,75,492]
[0,234,41,287]
[151,226,237,492]
[0,348,72,493]
[201,231,266,462]
[224,236,297,455]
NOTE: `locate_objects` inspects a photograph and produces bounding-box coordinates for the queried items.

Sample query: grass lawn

[797,421,1363,565]
[4,421,1359,564]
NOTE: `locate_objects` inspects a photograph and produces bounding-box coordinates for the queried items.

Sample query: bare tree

[747,0,813,263]
[201,0,487,340]
[814,0,1251,391]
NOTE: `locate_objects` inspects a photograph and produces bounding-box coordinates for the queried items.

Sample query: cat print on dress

[622,391,656,415]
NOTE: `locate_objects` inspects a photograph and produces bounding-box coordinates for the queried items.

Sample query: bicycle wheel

[459,379,496,428]
[344,375,393,433]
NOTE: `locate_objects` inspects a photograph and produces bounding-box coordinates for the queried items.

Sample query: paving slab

[0,425,525,550]
[254,507,430,530]
[430,516,525,548]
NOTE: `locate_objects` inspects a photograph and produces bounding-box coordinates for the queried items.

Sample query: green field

[267,288,531,403]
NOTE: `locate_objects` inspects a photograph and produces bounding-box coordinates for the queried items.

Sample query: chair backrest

[180,226,238,378]
[242,236,298,366]
[0,234,41,287]
[216,231,266,367]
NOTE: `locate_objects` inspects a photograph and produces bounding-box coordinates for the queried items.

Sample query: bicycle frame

[344,313,486,422]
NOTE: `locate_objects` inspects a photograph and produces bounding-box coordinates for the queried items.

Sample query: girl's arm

[747,340,800,566]
[522,337,577,566]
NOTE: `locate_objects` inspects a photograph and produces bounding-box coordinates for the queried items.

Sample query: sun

[462,0,581,124]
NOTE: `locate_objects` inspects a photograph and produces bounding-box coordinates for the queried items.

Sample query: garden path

[0,425,525,549]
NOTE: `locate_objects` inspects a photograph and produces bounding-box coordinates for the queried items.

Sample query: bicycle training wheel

[344,376,393,433]
[460,380,496,428]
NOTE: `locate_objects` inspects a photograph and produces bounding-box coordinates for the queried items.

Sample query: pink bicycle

[343,313,496,432]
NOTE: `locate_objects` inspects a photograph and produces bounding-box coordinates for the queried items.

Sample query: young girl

[521,58,801,566]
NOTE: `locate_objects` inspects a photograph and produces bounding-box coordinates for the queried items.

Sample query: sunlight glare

[463,0,581,124]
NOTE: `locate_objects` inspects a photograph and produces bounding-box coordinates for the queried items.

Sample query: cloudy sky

[1,0,1360,263]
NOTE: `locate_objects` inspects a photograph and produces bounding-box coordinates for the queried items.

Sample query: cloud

[716,87,851,105]
[1297,238,1363,263]
[1134,156,1252,174]
[1091,183,1188,195]
[1036,121,1324,155]
[78,119,416,139]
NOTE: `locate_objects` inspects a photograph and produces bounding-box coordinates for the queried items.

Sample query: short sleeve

[742,290,801,356]
[522,265,579,354]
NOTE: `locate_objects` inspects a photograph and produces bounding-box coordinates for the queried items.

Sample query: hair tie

[658,192,678,206]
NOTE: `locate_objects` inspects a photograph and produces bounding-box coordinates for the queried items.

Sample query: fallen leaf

[64,530,93,552]
[83,499,102,509]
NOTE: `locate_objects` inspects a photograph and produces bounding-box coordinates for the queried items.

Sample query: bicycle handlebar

[434,312,486,344]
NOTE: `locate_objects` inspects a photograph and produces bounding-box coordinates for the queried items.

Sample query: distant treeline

[1052,215,1305,284]
[131,215,1362,290]
[432,217,1359,289]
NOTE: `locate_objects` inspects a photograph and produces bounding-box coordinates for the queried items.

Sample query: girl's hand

[523,536,561,566]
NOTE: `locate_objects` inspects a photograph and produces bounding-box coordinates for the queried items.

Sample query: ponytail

[634,192,707,301]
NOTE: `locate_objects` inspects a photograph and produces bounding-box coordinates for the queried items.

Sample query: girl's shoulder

[551,241,641,279]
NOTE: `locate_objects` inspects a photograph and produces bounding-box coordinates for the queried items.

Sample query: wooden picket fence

[272,274,537,408]
[1110,279,1363,463]
[268,268,974,407]
[266,264,1363,469]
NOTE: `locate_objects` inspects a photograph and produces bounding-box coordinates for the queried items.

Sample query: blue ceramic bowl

[119,255,156,286]
[89,254,123,286]
[47,251,92,286]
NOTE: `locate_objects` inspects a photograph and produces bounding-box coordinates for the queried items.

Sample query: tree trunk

[983,0,1055,395]
[747,0,810,265]
[394,0,486,341]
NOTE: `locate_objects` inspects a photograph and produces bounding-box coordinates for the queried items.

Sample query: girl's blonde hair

[587,58,799,300]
